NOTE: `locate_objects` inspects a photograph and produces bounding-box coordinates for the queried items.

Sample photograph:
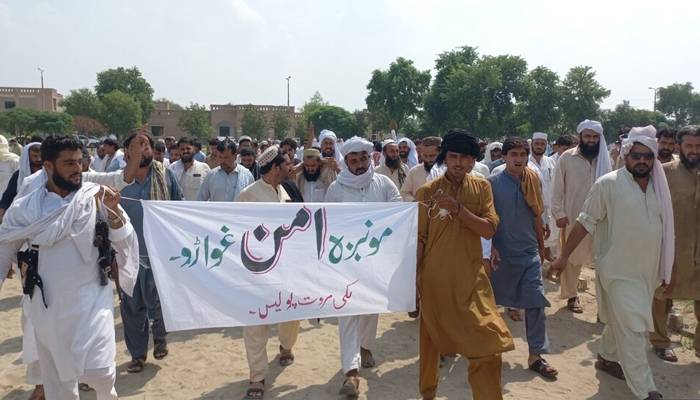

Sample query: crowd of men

[0,119,698,400]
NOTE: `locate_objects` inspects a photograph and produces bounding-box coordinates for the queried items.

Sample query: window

[4,101,16,109]
[151,126,164,137]
[219,126,231,136]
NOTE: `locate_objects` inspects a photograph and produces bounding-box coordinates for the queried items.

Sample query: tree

[272,111,292,139]
[72,116,107,135]
[155,97,183,110]
[601,101,667,140]
[365,57,431,131]
[95,66,155,120]
[60,88,103,120]
[99,90,142,137]
[656,82,700,127]
[32,112,73,135]
[353,110,370,136]
[308,105,356,139]
[0,108,38,136]
[178,103,213,139]
[240,107,267,139]
[559,66,610,132]
[521,66,562,132]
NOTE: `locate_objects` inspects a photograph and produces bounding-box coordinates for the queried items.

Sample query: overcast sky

[1,0,698,113]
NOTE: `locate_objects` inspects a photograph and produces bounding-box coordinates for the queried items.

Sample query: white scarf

[0,135,20,163]
[18,142,41,190]
[398,138,418,169]
[621,126,675,284]
[336,162,375,190]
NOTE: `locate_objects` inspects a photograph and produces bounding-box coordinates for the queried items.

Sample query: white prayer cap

[319,129,337,143]
[341,136,373,157]
[257,145,281,167]
[622,125,658,156]
[382,139,397,148]
[532,132,548,141]
[576,119,604,135]
[238,135,253,144]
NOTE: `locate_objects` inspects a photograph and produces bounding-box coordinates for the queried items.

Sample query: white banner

[142,201,417,331]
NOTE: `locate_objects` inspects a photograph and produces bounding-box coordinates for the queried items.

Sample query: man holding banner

[235,145,300,400]
[415,130,514,400]
[324,136,402,397]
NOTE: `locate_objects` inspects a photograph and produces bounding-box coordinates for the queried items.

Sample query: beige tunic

[659,160,700,299]
[375,163,409,192]
[551,147,597,265]
[400,164,429,201]
[235,179,290,203]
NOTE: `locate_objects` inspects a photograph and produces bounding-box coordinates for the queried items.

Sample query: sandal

[28,385,44,400]
[153,339,169,360]
[245,381,265,399]
[78,383,93,391]
[645,391,663,400]
[654,348,678,362]
[594,354,625,380]
[507,308,523,321]
[126,357,146,373]
[528,357,558,380]
[360,347,375,368]
[339,376,360,397]
[567,297,583,313]
[279,345,295,366]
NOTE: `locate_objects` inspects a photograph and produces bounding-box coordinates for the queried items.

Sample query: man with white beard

[0,136,139,400]
[324,136,402,396]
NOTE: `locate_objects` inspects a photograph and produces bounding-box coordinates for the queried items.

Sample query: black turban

[436,129,480,165]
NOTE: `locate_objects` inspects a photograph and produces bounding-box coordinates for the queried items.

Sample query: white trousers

[598,289,656,399]
[36,338,116,400]
[338,314,378,374]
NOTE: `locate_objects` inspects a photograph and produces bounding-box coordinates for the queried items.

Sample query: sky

[1,0,698,113]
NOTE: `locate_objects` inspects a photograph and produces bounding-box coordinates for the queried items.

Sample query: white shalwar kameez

[0,182,138,400]
[577,168,662,399]
[325,170,402,373]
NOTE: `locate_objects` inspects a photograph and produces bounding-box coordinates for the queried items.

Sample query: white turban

[319,129,344,165]
[340,136,373,157]
[621,125,675,283]
[398,137,419,169]
[532,132,548,141]
[577,119,612,180]
[483,142,503,164]
[0,135,20,163]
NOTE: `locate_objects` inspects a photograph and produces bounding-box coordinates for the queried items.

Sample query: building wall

[0,87,64,112]
[147,102,302,139]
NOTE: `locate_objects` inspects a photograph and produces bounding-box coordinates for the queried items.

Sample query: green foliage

[99,91,142,137]
[521,66,562,132]
[95,66,155,120]
[178,103,213,139]
[365,57,431,131]
[60,88,103,120]
[272,111,292,139]
[0,108,72,136]
[656,82,700,127]
[308,105,356,139]
[602,101,667,139]
[559,66,610,132]
[240,107,267,139]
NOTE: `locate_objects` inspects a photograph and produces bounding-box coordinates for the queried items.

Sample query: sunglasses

[629,152,655,161]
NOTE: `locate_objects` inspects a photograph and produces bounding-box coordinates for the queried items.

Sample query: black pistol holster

[17,244,47,308]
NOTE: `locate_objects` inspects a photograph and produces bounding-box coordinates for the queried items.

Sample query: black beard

[658,149,673,160]
[579,142,600,158]
[140,156,153,168]
[423,162,434,172]
[180,154,193,163]
[532,149,545,156]
[385,157,401,169]
[303,168,321,182]
[52,171,82,192]
[628,164,651,178]
[321,149,335,158]
[399,151,408,158]
[680,151,700,169]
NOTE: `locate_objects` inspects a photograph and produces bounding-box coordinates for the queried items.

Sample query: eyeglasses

[629,152,655,161]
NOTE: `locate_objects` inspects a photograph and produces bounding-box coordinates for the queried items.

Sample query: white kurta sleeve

[576,180,607,236]
[481,238,492,260]
[83,170,133,191]
[108,206,139,297]
[196,174,212,201]
[324,182,342,203]
[0,240,21,291]
[551,159,566,220]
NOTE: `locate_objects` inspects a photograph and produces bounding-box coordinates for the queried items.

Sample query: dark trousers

[120,265,167,359]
